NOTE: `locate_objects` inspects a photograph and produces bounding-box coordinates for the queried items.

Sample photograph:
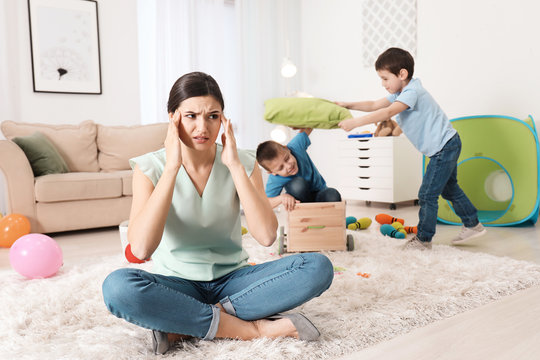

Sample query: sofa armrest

[0,140,38,229]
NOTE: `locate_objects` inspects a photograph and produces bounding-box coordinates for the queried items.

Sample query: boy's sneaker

[401,235,432,250]
[452,223,487,244]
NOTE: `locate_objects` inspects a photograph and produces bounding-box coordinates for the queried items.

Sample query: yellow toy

[391,221,407,236]
[347,217,372,230]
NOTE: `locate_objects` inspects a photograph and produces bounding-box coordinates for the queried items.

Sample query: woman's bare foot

[167,333,193,343]
[253,318,299,339]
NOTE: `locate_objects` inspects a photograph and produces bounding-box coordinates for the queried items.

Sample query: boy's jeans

[102,253,333,340]
[418,133,479,242]
[285,177,342,203]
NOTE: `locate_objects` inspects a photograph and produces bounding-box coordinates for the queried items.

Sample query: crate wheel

[278,226,286,255]
[346,234,354,251]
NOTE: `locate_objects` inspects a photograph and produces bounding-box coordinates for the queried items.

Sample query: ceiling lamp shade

[280,58,297,78]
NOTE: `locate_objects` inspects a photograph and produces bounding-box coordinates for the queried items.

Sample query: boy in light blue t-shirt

[336,47,486,250]
[256,128,341,211]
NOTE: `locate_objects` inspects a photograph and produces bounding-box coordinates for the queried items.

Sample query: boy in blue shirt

[256,128,341,211]
[337,47,486,250]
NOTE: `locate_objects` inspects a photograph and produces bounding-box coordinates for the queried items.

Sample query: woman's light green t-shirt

[129,144,255,281]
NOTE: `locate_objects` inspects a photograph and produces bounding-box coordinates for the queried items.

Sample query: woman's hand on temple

[164,110,182,172]
[220,115,241,168]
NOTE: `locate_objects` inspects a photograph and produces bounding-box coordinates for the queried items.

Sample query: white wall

[299,0,540,189]
[0,0,141,128]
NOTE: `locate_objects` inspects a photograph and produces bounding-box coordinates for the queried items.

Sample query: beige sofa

[0,120,167,233]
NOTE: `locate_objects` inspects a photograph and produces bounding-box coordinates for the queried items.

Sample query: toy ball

[9,233,63,279]
[345,216,357,227]
[124,243,149,264]
[0,213,31,248]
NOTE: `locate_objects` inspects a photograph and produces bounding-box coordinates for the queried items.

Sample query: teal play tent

[424,115,539,226]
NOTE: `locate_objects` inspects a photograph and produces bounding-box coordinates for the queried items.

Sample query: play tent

[424,115,539,226]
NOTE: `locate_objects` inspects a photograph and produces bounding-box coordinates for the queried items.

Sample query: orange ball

[124,243,149,264]
[0,214,31,248]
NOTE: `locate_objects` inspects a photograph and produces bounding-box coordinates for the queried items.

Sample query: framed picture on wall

[28,0,102,94]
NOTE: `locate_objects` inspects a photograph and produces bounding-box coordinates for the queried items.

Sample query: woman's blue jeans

[417,133,479,242]
[285,177,342,203]
[102,253,333,340]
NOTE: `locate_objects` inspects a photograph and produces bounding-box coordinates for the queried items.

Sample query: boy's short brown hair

[256,141,287,171]
[375,47,414,80]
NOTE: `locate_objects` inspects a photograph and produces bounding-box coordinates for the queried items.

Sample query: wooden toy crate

[278,201,354,254]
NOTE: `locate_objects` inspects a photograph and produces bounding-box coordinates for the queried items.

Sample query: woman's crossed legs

[102,253,333,341]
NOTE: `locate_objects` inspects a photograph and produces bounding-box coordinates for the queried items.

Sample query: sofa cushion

[12,131,70,176]
[35,172,123,203]
[97,123,167,171]
[1,120,99,172]
[115,170,133,196]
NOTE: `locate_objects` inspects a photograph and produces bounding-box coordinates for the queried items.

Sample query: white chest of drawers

[336,135,422,209]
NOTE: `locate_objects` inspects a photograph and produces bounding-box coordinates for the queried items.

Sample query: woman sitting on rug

[102,72,334,355]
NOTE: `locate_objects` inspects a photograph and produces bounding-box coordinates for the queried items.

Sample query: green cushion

[12,131,70,176]
[264,97,352,129]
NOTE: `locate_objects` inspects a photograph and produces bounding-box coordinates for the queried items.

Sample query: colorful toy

[357,272,371,278]
[241,226,248,235]
[347,217,372,230]
[391,221,407,236]
[0,213,31,248]
[124,243,149,264]
[375,213,404,225]
[9,233,63,279]
[374,118,402,137]
[380,224,405,239]
[345,216,357,227]
[404,225,417,234]
[428,115,539,226]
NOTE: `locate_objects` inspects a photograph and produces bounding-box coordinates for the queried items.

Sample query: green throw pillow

[263,97,352,129]
[12,131,70,176]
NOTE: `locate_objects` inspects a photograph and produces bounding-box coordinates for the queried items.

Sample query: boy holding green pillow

[256,128,341,211]
[336,47,486,249]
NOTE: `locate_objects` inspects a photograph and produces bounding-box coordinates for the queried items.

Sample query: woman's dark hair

[167,72,225,113]
[375,47,414,80]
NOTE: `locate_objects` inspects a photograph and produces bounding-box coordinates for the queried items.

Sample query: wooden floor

[1,200,539,359]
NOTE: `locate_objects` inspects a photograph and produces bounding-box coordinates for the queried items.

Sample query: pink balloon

[9,233,63,279]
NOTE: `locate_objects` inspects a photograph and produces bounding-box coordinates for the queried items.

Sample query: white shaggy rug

[2,230,540,360]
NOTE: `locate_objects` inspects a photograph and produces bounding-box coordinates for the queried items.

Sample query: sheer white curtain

[138,0,236,124]
[137,0,300,149]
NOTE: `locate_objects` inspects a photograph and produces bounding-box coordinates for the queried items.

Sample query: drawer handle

[359,187,370,190]
[358,148,369,151]
[302,225,326,232]
[359,176,370,179]
[358,166,370,168]
[358,157,370,160]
